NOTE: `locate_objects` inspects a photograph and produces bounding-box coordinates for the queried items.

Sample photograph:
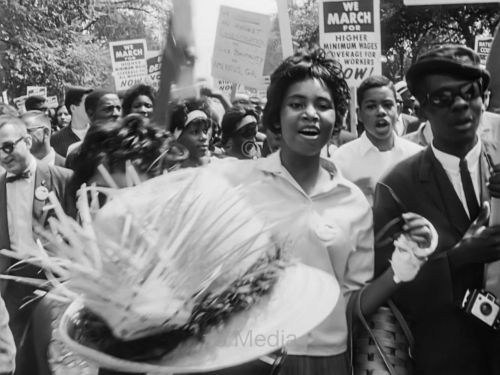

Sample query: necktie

[5,171,31,183]
[459,158,479,220]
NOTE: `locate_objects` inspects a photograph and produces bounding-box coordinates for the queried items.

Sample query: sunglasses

[425,81,482,108]
[0,136,25,154]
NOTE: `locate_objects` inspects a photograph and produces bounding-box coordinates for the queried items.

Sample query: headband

[174,110,209,139]
[235,115,257,132]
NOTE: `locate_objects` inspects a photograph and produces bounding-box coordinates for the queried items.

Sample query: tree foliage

[289,0,319,51]
[289,0,500,81]
[2,0,499,101]
[0,0,169,100]
[381,0,500,79]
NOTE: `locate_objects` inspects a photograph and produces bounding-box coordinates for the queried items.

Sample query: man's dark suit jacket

[373,146,500,375]
[0,162,72,375]
[50,125,80,157]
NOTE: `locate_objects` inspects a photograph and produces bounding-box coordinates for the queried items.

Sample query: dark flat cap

[406,44,490,95]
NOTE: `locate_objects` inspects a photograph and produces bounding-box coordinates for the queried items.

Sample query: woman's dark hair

[51,104,69,130]
[220,106,258,145]
[262,48,350,134]
[169,97,219,144]
[69,114,173,193]
[55,104,67,116]
[121,84,156,116]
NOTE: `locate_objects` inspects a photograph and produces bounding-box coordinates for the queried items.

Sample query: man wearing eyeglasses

[0,115,72,375]
[373,45,500,375]
[21,111,65,167]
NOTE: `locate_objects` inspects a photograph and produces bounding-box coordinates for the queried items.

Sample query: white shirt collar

[255,150,354,197]
[6,155,37,179]
[257,150,338,178]
[431,138,482,172]
[358,131,401,156]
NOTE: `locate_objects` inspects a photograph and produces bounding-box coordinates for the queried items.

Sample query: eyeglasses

[425,81,482,108]
[0,136,25,154]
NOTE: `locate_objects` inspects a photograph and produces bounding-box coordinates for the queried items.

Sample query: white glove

[390,223,438,283]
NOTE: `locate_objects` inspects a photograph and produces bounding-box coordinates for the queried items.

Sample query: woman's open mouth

[298,126,320,139]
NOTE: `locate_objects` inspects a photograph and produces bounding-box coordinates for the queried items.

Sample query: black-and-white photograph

[0,0,499,374]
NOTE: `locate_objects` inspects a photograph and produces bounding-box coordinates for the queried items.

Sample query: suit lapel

[0,174,11,291]
[0,174,9,251]
[33,163,51,224]
[421,147,471,235]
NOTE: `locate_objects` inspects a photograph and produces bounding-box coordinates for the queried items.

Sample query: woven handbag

[349,289,415,375]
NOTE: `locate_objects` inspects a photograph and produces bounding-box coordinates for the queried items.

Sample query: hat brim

[59,262,339,373]
[406,60,490,94]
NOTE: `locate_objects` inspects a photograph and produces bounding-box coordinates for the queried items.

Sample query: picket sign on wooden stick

[153,0,196,129]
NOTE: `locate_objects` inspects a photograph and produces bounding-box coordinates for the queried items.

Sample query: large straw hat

[1,166,340,373]
[60,262,338,373]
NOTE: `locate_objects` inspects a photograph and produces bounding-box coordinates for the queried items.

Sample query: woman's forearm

[360,267,400,316]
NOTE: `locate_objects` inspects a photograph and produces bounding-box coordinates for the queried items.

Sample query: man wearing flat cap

[373,44,500,374]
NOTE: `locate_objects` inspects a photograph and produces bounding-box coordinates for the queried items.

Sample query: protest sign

[1,90,8,104]
[212,6,272,89]
[26,86,47,98]
[46,96,59,108]
[319,0,382,87]
[215,79,240,97]
[13,96,27,114]
[404,0,498,4]
[146,53,162,90]
[109,39,148,91]
[475,36,493,65]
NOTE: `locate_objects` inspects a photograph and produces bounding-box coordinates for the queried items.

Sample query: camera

[462,289,500,329]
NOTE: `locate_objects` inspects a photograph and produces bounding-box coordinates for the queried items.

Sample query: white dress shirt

[6,156,38,254]
[432,140,482,218]
[395,114,405,136]
[211,152,374,356]
[332,132,423,205]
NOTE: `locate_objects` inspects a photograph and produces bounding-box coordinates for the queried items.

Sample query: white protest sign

[13,96,27,114]
[46,96,59,108]
[215,79,239,96]
[26,86,47,98]
[146,53,162,90]
[319,0,382,87]
[109,39,148,91]
[404,0,498,4]
[1,90,8,104]
[212,6,272,89]
[475,36,493,66]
